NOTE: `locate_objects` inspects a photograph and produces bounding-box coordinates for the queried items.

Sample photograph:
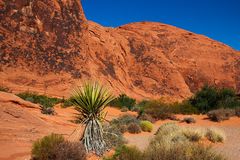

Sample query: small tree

[71,82,115,155]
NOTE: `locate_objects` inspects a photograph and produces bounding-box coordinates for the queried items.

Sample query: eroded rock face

[0,1,239,100]
[0,0,87,76]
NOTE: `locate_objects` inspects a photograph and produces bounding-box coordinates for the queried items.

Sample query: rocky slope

[0,0,239,100]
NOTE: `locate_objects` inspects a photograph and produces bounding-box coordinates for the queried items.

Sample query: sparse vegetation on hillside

[31,133,86,160]
[17,92,62,115]
[71,82,115,155]
[0,86,10,92]
[109,94,136,110]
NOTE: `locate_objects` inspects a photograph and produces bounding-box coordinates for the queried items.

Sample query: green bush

[142,100,173,120]
[170,101,199,114]
[61,98,73,108]
[127,122,141,134]
[138,100,198,121]
[31,133,64,160]
[110,94,136,110]
[140,121,153,132]
[190,85,240,113]
[0,86,10,92]
[105,145,143,160]
[205,128,225,143]
[17,92,61,108]
[207,108,235,122]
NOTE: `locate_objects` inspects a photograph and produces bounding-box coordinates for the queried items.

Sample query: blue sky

[82,0,240,50]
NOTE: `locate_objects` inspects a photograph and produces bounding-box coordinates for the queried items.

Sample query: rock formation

[0,0,239,100]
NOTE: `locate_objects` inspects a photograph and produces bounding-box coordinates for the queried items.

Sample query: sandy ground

[0,94,239,160]
[124,115,240,160]
[0,95,134,160]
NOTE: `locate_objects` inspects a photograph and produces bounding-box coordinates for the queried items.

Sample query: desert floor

[0,97,239,160]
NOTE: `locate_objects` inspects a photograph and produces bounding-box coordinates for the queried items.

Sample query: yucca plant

[71,82,115,155]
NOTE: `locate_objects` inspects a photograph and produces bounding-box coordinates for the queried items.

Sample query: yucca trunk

[81,119,106,155]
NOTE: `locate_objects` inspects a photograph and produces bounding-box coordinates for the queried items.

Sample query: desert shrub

[142,100,174,120]
[120,106,129,112]
[41,107,55,115]
[17,92,61,114]
[155,123,224,143]
[235,107,240,117]
[149,124,226,160]
[103,124,126,149]
[32,134,86,160]
[111,115,140,134]
[31,133,64,160]
[106,145,143,160]
[217,88,240,108]
[53,141,86,160]
[140,121,153,132]
[181,117,196,124]
[132,106,140,112]
[0,86,10,92]
[119,125,128,133]
[207,108,235,122]
[144,142,225,160]
[107,123,226,160]
[127,122,141,134]
[110,94,136,110]
[190,85,240,113]
[138,113,155,123]
[205,128,225,143]
[61,97,73,108]
[189,85,219,113]
[170,101,199,114]
[111,115,139,126]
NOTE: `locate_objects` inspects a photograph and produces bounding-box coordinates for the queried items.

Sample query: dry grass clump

[205,128,226,143]
[182,128,204,142]
[105,123,226,160]
[155,123,225,143]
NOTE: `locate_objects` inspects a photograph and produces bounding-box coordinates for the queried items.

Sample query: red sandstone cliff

[0,0,239,100]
